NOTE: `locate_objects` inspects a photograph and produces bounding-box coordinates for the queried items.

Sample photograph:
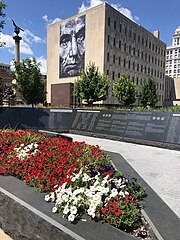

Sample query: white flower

[110,188,118,198]
[82,173,90,182]
[44,194,50,202]
[65,188,72,195]
[52,207,58,213]
[87,208,96,218]
[68,214,75,222]
[63,205,70,215]
[119,191,125,197]
[62,194,69,202]
[70,206,77,215]
[71,176,76,182]
[93,194,101,202]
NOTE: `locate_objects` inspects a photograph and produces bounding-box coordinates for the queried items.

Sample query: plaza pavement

[65,133,180,219]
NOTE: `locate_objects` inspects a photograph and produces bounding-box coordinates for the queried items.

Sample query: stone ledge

[0,176,135,240]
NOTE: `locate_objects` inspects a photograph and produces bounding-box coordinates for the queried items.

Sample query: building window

[137,63,139,71]
[129,45,131,54]
[128,60,131,69]
[136,77,139,85]
[152,56,154,63]
[129,29,132,38]
[108,17,110,26]
[134,32,136,41]
[141,52,143,59]
[119,40,121,49]
[113,54,115,64]
[124,43,126,52]
[107,35,110,44]
[114,21,116,30]
[145,39,148,47]
[124,59,126,67]
[138,35,140,43]
[118,72,120,78]
[119,57,121,65]
[141,65,143,73]
[133,47,135,55]
[151,69,153,76]
[149,41,151,49]
[112,71,115,80]
[107,52,109,61]
[113,38,116,46]
[107,70,109,75]
[152,44,154,51]
[142,37,144,45]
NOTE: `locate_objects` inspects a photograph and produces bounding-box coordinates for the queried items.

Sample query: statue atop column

[12,19,24,36]
[12,20,23,62]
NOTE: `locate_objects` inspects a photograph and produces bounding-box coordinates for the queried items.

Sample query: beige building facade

[47,3,166,107]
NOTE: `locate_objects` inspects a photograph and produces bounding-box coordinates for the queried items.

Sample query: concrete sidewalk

[65,133,180,219]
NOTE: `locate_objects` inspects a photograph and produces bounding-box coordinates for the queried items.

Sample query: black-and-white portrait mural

[59,15,86,78]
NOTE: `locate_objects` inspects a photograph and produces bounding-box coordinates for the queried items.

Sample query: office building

[47,3,166,107]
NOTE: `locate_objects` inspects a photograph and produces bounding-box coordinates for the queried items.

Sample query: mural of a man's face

[60,15,85,78]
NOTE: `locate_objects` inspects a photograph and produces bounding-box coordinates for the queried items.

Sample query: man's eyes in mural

[75,27,85,43]
[61,34,71,48]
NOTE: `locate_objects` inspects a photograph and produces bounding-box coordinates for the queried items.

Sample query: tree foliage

[112,75,136,106]
[74,62,110,105]
[0,0,6,31]
[0,0,6,47]
[140,77,158,108]
[12,58,46,107]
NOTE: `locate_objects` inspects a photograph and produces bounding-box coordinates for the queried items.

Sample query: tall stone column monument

[12,20,24,105]
[12,20,24,62]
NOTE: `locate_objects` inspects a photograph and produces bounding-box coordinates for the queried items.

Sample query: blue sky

[0,0,180,74]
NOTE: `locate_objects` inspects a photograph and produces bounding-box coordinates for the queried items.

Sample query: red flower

[115,209,122,217]
[102,208,107,214]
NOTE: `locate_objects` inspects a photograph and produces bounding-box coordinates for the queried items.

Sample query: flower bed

[0,129,146,235]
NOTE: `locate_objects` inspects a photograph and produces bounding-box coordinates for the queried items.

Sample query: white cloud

[78,0,139,22]
[0,32,33,55]
[42,15,62,25]
[0,33,14,48]
[36,56,47,74]
[22,29,45,44]
[0,28,46,57]
[79,0,104,12]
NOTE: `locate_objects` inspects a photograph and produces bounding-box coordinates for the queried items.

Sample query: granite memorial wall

[1,108,180,147]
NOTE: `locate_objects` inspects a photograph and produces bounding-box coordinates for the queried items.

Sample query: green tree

[74,62,110,106]
[0,0,6,47]
[140,77,158,108]
[12,58,46,107]
[112,75,136,106]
